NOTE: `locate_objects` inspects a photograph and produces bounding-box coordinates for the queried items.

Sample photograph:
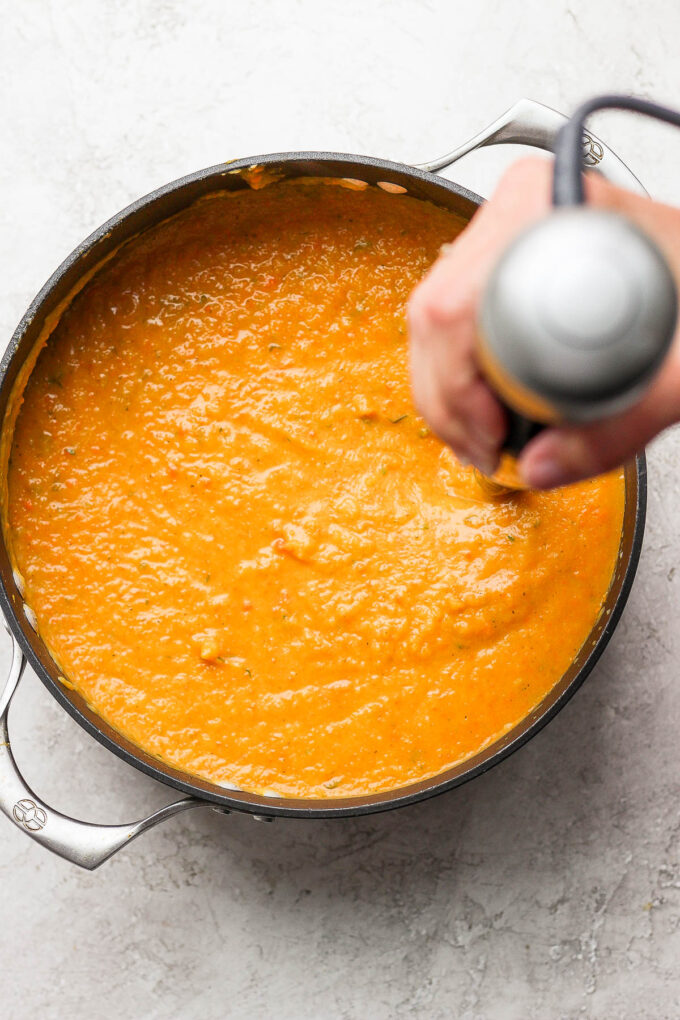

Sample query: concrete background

[1,1,680,1016]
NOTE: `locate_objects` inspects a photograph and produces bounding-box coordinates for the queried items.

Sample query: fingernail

[471,450,499,477]
[520,454,565,489]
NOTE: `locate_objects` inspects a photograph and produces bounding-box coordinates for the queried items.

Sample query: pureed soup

[4,178,625,799]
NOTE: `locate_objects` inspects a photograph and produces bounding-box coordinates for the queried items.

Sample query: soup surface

[5,179,625,798]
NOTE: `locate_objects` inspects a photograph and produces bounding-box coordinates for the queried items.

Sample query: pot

[0,99,647,868]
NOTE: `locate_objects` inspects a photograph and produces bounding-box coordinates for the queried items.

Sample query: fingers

[410,354,506,473]
[520,357,680,487]
[408,276,506,473]
[520,425,635,489]
[407,157,555,472]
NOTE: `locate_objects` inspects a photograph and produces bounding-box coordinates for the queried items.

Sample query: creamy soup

[4,179,625,798]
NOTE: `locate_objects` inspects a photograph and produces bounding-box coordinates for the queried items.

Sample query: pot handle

[0,627,210,869]
[417,97,647,195]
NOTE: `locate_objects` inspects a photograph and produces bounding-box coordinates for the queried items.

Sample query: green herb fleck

[389,414,408,424]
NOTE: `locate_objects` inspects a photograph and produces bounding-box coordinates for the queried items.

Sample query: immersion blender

[474,95,680,495]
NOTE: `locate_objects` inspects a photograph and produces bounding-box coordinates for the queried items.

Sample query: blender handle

[417,97,648,196]
[0,625,211,869]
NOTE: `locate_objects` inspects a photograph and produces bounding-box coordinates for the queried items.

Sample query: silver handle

[0,627,211,869]
[418,97,647,196]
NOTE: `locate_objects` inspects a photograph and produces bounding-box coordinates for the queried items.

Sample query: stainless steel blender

[477,95,680,493]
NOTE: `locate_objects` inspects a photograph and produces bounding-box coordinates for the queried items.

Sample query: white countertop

[2,2,680,1017]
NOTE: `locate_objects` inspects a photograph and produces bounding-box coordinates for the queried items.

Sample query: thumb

[519,367,680,488]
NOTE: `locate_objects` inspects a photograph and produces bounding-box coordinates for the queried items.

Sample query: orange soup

[4,179,625,798]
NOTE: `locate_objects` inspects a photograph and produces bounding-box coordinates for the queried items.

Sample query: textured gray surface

[1,1,680,1017]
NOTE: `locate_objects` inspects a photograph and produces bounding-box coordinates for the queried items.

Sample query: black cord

[553,94,680,207]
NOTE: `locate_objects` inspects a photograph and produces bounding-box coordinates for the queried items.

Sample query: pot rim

[0,151,647,818]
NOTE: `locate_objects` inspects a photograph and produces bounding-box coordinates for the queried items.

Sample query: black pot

[0,99,647,869]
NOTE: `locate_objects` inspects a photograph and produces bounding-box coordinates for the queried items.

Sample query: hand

[407,157,680,488]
